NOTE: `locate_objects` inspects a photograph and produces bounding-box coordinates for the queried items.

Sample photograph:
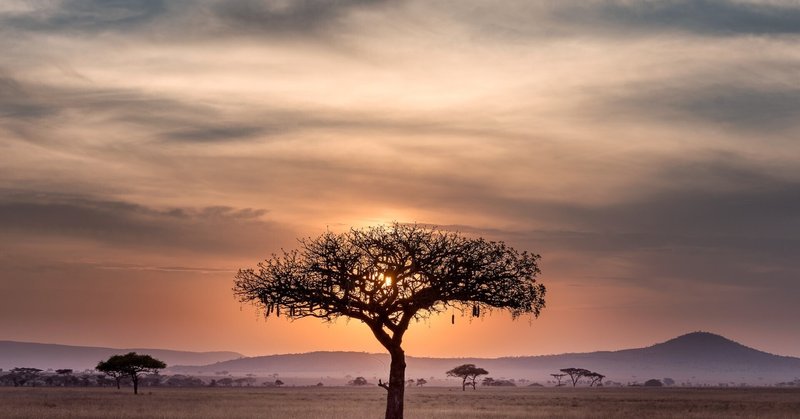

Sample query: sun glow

[384,276,393,287]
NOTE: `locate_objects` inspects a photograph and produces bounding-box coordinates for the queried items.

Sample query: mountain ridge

[0,340,243,371]
[4,332,799,384]
[168,332,800,384]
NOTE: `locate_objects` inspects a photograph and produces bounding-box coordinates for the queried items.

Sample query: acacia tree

[96,352,166,394]
[446,364,489,391]
[234,223,546,419]
[586,372,605,387]
[8,367,42,387]
[560,368,591,387]
[550,373,567,386]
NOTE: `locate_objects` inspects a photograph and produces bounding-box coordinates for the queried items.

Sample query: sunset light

[0,0,798,360]
[2,3,800,417]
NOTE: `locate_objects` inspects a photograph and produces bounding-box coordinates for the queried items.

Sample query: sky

[1,0,799,358]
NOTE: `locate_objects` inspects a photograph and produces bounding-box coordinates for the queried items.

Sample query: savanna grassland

[2,386,800,419]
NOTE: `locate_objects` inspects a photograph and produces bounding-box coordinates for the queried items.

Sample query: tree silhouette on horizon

[96,352,166,394]
[233,223,546,419]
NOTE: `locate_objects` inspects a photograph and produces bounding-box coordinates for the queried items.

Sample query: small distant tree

[349,376,369,386]
[560,368,591,387]
[644,379,663,387]
[406,379,415,387]
[415,378,427,387]
[274,379,284,387]
[8,368,42,387]
[550,373,566,387]
[96,352,166,394]
[662,377,675,386]
[56,369,73,375]
[586,372,605,387]
[447,364,489,391]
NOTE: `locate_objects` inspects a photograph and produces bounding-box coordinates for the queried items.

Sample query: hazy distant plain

[3,386,800,419]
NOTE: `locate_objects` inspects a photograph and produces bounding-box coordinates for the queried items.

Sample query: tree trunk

[116,377,121,390]
[384,348,406,419]
[132,376,139,395]
[461,377,467,391]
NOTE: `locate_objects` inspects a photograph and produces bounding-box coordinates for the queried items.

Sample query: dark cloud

[0,76,58,119]
[211,0,391,36]
[0,0,168,33]
[451,0,800,39]
[4,0,800,42]
[0,73,539,147]
[0,191,291,256]
[555,0,800,36]
[0,0,392,39]
[597,82,800,132]
[161,126,268,142]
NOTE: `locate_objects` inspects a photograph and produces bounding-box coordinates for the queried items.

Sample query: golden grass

[2,386,800,418]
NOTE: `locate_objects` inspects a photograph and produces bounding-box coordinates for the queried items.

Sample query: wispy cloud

[2,0,800,356]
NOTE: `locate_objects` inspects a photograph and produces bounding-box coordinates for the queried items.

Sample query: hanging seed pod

[451,314,455,324]
[276,305,280,317]
[476,305,480,317]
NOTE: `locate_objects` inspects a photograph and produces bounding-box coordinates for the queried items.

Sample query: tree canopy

[446,364,489,391]
[559,368,605,387]
[96,352,166,394]
[234,223,545,419]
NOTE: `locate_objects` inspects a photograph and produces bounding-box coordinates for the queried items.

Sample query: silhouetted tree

[482,377,516,386]
[166,375,204,387]
[8,367,42,387]
[234,223,545,419]
[274,379,284,387]
[662,377,675,386]
[550,373,566,386]
[415,378,427,387]
[560,368,591,387]
[586,372,605,387]
[447,364,489,391]
[96,352,166,394]
[644,379,663,387]
[349,376,369,386]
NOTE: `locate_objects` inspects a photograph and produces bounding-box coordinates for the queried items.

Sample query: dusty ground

[2,386,800,418]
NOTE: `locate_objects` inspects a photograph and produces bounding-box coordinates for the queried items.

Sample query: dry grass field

[2,386,799,419]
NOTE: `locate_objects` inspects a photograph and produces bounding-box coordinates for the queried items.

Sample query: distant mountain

[170,332,800,385]
[0,341,243,371]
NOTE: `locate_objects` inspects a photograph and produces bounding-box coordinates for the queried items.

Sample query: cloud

[556,0,800,36]
[0,0,395,41]
[446,0,800,40]
[0,0,168,33]
[0,191,292,257]
[593,80,800,133]
[210,0,392,37]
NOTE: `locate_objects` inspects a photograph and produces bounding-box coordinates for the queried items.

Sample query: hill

[169,332,800,385]
[0,341,243,371]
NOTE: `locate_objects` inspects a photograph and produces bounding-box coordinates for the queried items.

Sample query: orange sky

[1,0,800,358]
